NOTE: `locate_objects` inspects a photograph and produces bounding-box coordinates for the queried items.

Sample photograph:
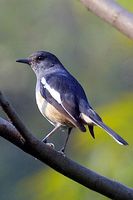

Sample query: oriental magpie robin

[16,51,128,152]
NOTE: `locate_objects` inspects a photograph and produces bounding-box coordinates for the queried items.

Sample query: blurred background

[0,0,133,199]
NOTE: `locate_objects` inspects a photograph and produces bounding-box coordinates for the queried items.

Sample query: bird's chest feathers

[35,90,73,127]
[36,90,47,116]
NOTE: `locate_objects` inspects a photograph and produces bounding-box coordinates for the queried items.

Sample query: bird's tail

[80,109,128,145]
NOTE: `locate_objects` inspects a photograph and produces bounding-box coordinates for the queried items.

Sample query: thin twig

[0,117,25,147]
[0,91,35,142]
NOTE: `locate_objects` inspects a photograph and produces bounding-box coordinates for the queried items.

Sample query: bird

[16,51,128,152]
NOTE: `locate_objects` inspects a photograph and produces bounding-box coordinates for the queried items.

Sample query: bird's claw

[44,142,55,149]
[42,138,55,149]
[58,147,66,156]
[42,138,47,143]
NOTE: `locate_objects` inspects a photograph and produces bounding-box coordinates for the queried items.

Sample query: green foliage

[117,0,133,11]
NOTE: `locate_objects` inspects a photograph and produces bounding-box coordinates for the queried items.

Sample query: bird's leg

[60,127,72,153]
[42,123,61,143]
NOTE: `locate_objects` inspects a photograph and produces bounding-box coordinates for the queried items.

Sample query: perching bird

[16,51,128,152]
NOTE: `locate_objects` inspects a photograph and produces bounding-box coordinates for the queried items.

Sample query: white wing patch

[41,77,77,122]
[41,77,61,104]
[80,113,93,124]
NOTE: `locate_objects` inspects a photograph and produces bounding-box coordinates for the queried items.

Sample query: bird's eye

[37,56,44,61]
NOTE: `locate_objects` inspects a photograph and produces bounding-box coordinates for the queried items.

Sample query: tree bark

[80,0,133,39]
[0,91,133,199]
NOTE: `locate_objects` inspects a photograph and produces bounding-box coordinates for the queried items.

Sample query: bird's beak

[16,58,30,65]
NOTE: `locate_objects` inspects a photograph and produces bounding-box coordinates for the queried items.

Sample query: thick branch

[0,118,133,200]
[0,92,133,199]
[80,0,133,39]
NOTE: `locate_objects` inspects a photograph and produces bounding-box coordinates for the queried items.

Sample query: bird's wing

[40,74,86,131]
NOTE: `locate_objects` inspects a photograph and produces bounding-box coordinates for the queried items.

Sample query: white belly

[36,90,54,125]
[35,90,74,127]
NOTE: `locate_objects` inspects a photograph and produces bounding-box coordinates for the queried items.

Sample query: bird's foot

[58,147,66,156]
[42,138,55,149]
[45,142,55,149]
[42,138,47,143]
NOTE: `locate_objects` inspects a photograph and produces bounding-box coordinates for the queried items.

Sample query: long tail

[81,109,128,145]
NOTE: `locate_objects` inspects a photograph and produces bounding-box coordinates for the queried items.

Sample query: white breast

[36,90,55,125]
[35,90,75,127]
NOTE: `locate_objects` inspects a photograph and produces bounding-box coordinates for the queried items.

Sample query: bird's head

[16,51,62,75]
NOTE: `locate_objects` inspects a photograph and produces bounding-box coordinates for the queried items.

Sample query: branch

[0,91,34,142]
[0,92,133,200]
[80,0,133,39]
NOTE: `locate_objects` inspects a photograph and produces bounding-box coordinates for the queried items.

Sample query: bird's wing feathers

[40,74,86,131]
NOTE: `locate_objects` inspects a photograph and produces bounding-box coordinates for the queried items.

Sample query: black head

[16,51,62,75]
